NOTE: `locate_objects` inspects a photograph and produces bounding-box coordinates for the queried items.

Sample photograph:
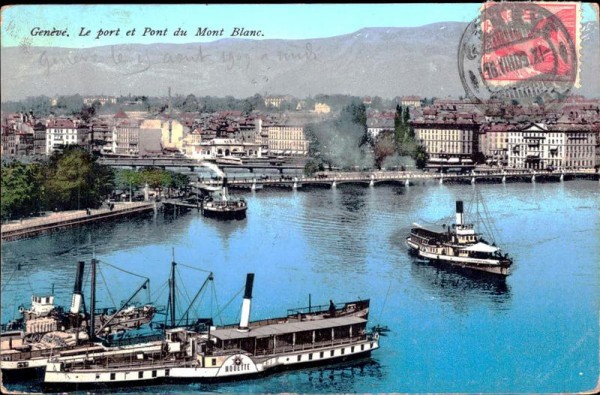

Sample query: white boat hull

[406,239,510,276]
[44,338,379,387]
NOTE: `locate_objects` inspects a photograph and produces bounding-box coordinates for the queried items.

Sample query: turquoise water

[2,180,599,393]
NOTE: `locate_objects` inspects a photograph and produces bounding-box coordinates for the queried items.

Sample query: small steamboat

[202,177,247,220]
[406,201,513,276]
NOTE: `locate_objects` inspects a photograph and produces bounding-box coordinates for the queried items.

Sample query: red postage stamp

[480,2,580,84]
[458,1,582,106]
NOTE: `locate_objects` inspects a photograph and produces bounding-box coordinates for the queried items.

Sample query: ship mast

[169,250,176,328]
[89,258,97,340]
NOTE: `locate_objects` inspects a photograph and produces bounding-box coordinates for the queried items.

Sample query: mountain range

[1,22,598,101]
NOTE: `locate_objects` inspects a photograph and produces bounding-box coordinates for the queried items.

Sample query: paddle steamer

[44,274,380,390]
[406,200,513,276]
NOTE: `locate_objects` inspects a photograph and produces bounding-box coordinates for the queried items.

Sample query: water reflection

[409,259,511,312]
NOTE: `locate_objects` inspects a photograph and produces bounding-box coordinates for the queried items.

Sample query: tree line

[1,147,190,221]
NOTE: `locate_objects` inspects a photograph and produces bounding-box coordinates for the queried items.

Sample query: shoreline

[0,202,156,242]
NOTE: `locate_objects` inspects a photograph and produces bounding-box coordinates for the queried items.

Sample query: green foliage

[412,144,429,169]
[303,159,321,176]
[45,147,113,210]
[1,162,43,220]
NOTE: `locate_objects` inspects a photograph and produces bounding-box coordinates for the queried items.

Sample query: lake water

[2,179,599,393]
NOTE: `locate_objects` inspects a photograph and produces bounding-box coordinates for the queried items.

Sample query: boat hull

[406,239,511,276]
[202,207,247,220]
[44,338,378,390]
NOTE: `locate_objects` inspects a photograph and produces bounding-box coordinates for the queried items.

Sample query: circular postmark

[458,2,577,110]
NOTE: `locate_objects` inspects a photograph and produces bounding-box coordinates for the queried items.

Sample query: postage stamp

[458,1,581,107]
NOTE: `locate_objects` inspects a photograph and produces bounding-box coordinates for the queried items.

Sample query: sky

[0,3,588,49]
[2,4,597,48]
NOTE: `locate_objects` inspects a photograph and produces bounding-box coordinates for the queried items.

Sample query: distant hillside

[1,22,598,101]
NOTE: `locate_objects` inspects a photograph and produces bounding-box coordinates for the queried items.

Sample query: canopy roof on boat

[210,316,366,341]
[461,242,499,253]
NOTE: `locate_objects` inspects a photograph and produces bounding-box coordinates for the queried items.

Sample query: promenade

[1,202,156,242]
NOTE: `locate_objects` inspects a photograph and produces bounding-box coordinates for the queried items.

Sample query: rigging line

[151,280,169,305]
[0,268,18,293]
[24,269,35,294]
[213,285,245,322]
[176,269,194,309]
[97,260,150,281]
[97,266,117,309]
[176,263,212,273]
[377,280,393,325]
[211,281,223,326]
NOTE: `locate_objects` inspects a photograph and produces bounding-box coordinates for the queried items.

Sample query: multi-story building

[401,96,422,108]
[182,129,203,158]
[479,123,514,166]
[412,116,479,166]
[1,126,16,156]
[89,121,112,154]
[46,119,89,155]
[161,119,186,152]
[367,113,395,139]
[15,133,34,156]
[112,119,141,156]
[507,122,598,170]
[33,122,47,155]
[198,138,262,158]
[266,125,309,156]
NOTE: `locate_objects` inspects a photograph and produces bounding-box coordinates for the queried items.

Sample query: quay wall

[1,202,156,242]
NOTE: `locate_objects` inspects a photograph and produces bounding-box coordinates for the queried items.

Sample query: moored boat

[406,200,513,276]
[202,177,247,220]
[0,260,156,378]
[44,273,380,391]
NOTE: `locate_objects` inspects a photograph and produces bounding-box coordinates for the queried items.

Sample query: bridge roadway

[97,156,305,173]
[195,168,599,190]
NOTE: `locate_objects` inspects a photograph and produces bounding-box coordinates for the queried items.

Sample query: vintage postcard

[1,3,599,394]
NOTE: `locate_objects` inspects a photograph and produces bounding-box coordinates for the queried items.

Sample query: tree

[412,144,429,169]
[1,162,42,220]
[373,131,397,170]
[45,147,113,210]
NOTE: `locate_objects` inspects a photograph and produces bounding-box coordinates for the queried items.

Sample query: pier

[0,202,156,242]
[195,168,600,190]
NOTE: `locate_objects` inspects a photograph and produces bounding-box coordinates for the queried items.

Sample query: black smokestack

[456,201,463,214]
[244,273,254,299]
[74,261,85,294]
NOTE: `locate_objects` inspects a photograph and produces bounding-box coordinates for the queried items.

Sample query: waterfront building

[198,138,262,158]
[507,122,598,170]
[266,124,309,156]
[479,123,514,167]
[412,115,479,166]
[45,119,89,155]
